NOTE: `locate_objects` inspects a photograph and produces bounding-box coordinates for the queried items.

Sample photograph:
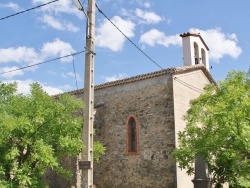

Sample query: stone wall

[93,74,176,187]
[44,66,216,187]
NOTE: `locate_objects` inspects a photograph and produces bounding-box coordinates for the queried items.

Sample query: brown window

[126,115,139,155]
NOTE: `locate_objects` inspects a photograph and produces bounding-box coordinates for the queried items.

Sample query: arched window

[126,115,139,155]
[201,48,206,67]
[194,42,199,64]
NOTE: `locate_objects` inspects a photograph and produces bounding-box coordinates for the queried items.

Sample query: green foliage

[0,82,105,187]
[172,70,250,187]
[93,141,106,162]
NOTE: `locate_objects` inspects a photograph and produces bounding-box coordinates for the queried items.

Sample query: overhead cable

[95,3,164,70]
[0,0,59,21]
[0,50,85,75]
[72,57,79,91]
[174,77,203,93]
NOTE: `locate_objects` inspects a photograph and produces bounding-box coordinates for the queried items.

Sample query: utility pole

[73,0,95,187]
[82,0,95,187]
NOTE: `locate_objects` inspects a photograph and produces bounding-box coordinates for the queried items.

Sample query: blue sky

[0,0,249,95]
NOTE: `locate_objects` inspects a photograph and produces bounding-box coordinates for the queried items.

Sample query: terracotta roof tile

[54,64,216,97]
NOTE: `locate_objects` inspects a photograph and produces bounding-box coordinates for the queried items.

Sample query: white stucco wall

[182,35,209,70]
[173,69,211,188]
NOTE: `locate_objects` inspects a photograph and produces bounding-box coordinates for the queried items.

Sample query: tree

[172,70,250,187]
[0,82,105,187]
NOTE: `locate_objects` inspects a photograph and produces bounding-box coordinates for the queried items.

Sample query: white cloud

[0,38,75,79]
[104,73,128,82]
[140,29,181,47]
[0,47,39,64]
[0,2,22,11]
[40,38,75,62]
[120,8,133,18]
[32,0,83,32]
[41,15,80,32]
[4,79,64,95]
[32,0,82,18]
[64,22,80,32]
[0,39,74,65]
[42,84,64,95]
[140,28,242,63]
[189,28,242,62]
[227,33,237,41]
[143,2,151,8]
[96,16,135,51]
[12,80,33,95]
[41,15,64,30]
[0,66,24,79]
[135,8,163,24]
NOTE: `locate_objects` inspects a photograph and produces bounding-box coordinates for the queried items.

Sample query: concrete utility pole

[82,0,95,187]
[73,0,95,187]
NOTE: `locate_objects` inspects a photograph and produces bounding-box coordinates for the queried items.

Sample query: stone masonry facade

[46,65,216,188]
[93,73,176,187]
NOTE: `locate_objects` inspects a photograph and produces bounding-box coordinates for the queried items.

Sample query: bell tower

[180,32,209,71]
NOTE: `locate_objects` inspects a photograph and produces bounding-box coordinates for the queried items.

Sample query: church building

[48,32,219,187]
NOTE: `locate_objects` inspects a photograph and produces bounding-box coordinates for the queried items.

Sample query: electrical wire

[174,77,203,93]
[72,56,79,91]
[0,0,59,21]
[1,1,163,71]
[95,3,164,70]
[0,50,85,75]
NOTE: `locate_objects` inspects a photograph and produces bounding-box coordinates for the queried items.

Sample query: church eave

[54,64,216,97]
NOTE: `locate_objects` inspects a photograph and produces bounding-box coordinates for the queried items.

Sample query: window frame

[126,114,139,155]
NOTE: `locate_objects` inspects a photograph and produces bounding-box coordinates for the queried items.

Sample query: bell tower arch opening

[194,42,199,65]
[180,32,210,71]
[201,48,207,67]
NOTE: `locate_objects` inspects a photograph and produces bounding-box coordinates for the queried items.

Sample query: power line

[1,1,164,70]
[174,77,203,93]
[72,56,79,91]
[95,3,164,70]
[0,0,59,21]
[0,50,85,75]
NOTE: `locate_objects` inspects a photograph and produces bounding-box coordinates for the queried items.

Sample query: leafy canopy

[0,82,105,187]
[172,70,250,187]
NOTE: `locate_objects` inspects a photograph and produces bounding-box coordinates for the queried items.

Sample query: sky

[0,0,249,95]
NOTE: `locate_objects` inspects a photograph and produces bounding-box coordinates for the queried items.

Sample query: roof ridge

[54,65,215,97]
